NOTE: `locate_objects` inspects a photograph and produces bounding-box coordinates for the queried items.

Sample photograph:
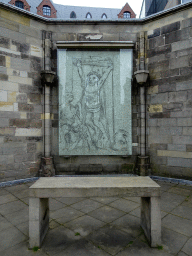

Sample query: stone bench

[29,176,161,248]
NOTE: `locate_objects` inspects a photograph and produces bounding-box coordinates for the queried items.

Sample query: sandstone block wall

[0,8,44,181]
[1,3,192,181]
[145,9,192,179]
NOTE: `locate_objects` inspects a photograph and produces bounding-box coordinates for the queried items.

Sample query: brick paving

[0,180,192,256]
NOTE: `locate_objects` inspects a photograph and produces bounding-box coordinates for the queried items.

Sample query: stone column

[39,32,56,177]
[134,32,149,176]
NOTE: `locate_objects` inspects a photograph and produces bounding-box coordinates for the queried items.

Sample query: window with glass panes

[123,11,131,18]
[43,5,51,16]
[86,13,92,18]
[15,1,24,8]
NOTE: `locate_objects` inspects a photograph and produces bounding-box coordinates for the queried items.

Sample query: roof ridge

[53,3,121,10]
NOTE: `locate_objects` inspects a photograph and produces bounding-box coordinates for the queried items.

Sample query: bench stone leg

[29,198,49,249]
[141,196,161,247]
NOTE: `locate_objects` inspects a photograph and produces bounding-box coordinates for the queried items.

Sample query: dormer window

[70,11,76,18]
[43,5,51,16]
[101,13,107,19]
[15,0,24,8]
[9,0,30,11]
[86,13,92,19]
[123,11,131,18]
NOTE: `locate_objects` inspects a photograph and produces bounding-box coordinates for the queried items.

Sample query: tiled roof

[0,0,121,19]
[55,4,121,19]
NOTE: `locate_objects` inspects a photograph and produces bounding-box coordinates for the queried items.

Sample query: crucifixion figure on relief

[73,58,113,150]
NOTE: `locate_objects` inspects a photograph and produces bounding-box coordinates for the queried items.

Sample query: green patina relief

[58,49,132,155]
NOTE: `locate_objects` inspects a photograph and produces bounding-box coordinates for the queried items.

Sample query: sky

[52,0,143,18]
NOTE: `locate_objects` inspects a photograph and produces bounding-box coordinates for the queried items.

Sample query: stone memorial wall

[0,2,192,181]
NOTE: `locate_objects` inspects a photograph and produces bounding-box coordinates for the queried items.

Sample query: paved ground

[0,179,192,256]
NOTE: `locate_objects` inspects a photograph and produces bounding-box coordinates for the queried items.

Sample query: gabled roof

[0,0,135,19]
[118,2,136,18]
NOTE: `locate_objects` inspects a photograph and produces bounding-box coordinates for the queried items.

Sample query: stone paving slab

[51,206,84,224]
[0,226,27,252]
[88,205,125,223]
[182,237,192,256]
[64,215,106,237]
[70,198,103,213]
[162,214,192,237]
[0,180,192,256]
[87,224,135,255]
[0,200,28,215]
[49,198,66,211]
[171,205,192,221]
[178,252,189,256]
[108,198,139,213]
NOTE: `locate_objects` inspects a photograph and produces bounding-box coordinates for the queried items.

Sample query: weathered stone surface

[165,28,190,44]
[30,56,42,72]
[28,93,41,104]
[19,84,39,94]
[170,55,189,69]
[182,17,192,28]
[18,103,34,112]
[148,135,172,144]
[15,128,42,137]
[150,93,168,104]
[186,145,192,152]
[147,44,171,58]
[177,118,192,126]
[161,69,179,79]
[163,103,183,112]
[168,144,186,151]
[172,38,192,52]
[148,104,163,113]
[148,60,169,73]
[173,136,192,145]
[0,55,6,67]
[148,36,164,49]
[0,73,8,81]
[30,177,160,198]
[16,93,27,103]
[0,127,15,135]
[168,157,192,168]
[27,143,36,153]
[148,28,160,39]
[147,85,158,94]
[0,118,9,127]
[11,57,30,72]
[157,118,177,126]
[149,112,170,119]
[170,110,192,118]
[161,21,180,35]
[158,150,192,159]
[169,91,187,102]
[9,119,42,128]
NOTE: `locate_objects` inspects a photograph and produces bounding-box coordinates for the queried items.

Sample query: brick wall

[146,13,192,179]
[0,8,44,181]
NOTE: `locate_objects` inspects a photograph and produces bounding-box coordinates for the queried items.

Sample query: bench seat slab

[29,177,161,248]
